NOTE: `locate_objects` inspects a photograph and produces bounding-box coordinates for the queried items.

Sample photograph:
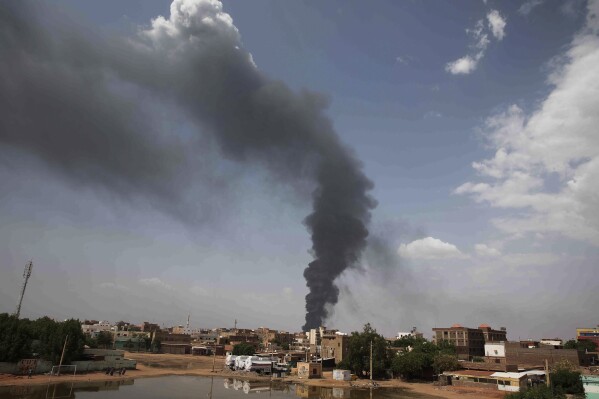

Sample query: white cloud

[99,282,129,291]
[474,244,501,257]
[457,0,599,245]
[142,0,240,52]
[446,15,500,75]
[398,237,468,260]
[446,55,480,75]
[139,277,172,290]
[487,10,507,40]
[518,0,544,15]
[396,55,413,65]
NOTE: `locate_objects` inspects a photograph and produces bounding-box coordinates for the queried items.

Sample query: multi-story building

[577,326,599,349]
[321,331,349,365]
[433,323,507,360]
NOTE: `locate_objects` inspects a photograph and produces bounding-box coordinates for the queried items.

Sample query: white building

[81,321,113,337]
[540,339,563,347]
[485,342,506,357]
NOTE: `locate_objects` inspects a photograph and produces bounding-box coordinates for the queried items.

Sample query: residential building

[81,320,113,338]
[433,324,485,359]
[468,341,588,371]
[479,324,507,342]
[577,325,599,348]
[321,331,349,365]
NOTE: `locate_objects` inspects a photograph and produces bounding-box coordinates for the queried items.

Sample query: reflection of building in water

[233,379,244,391]
[332,387,350,399]
[0,379,138,399]
[295,385,336,399]
[242,381,271,394]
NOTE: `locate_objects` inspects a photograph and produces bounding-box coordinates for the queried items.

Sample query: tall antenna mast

[15,261,33,319]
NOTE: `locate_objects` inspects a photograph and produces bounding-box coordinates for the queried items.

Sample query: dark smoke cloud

[0,0,375,330]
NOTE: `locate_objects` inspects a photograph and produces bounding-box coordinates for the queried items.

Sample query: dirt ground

[0,352,506,399]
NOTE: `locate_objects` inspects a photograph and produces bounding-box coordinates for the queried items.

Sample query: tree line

[338,323,460,380]
[0,313,85,364]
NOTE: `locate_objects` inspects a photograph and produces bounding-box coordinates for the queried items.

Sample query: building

[73,349,136,372]
[467,341,587,371]
[113,336,145,351]
[140,322,160,332]
[539,338,563,348]
[433,323,507,360]
[440,369,546,393]
[81,321,113,337]
[479,324,507,342]
[297,362,322,379]
[396,327,424,340]
[320,332,349,365]
[577,326,599,349]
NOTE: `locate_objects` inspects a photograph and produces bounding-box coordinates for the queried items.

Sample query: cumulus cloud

[475,244,501,257]
[398,237,468,260]
[456,0,599,245]
[518,0,544,15]
[487,10,507,40]
[446,10,505,75]
[446,55,480,75]
[139,277,172,290]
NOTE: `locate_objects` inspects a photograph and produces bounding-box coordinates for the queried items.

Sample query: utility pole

[58,335,69,375]
[15,261,33,319]
[211,346,216,372]
[370,340,373,382]
[545,359,551,387]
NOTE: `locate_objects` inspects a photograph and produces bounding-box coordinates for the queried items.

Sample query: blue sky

[1,0,598,339]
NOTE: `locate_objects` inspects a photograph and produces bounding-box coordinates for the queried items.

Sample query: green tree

[391,350,427,379]
[564,339,597,352]
[504,385,566,399]
[0,315,84,364]
[432,353,460,374]
[338,323,390,379]
[84,335,98,349]
[232,342,255,356]
[391,338,459,380]
[96,331,113,349]
[0,313,32,362]
[550,368,584,395]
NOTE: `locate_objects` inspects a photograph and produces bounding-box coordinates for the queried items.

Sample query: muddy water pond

[0,376,440,399]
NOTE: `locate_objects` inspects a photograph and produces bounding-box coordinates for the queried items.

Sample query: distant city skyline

[1,0,598,340]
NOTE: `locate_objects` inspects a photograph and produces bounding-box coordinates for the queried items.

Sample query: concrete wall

[72,359,136,372]
[0,360,53,375]
[485,343,505,357]
[505,342,581,368]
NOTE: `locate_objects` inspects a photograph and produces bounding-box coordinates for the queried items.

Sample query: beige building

[433,324,507,360]
[321,332,349,365]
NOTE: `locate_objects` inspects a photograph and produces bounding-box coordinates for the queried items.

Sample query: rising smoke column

[0,0,375,330]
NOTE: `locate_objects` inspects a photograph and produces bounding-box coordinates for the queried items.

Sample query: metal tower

[15,261,33,319]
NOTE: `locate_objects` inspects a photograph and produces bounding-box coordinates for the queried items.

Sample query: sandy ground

[0,352,505,399]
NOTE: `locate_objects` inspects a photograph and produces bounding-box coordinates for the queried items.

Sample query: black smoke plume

[0,0,375,330]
